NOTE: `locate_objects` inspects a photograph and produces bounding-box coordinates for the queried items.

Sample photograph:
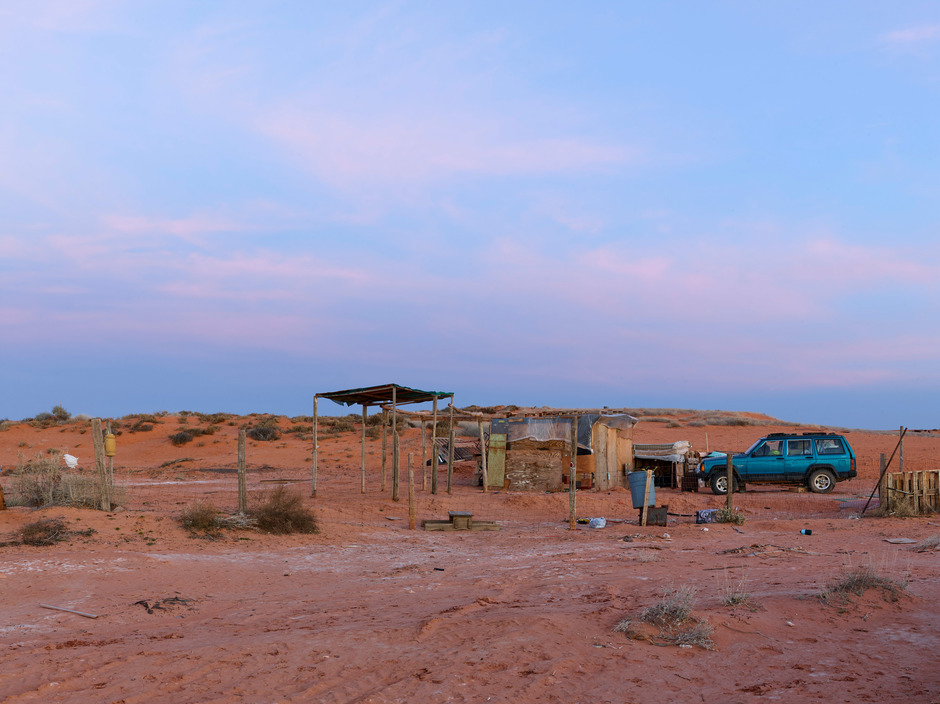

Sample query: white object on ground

[63,454,79,469]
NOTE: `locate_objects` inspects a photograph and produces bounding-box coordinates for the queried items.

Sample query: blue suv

[698,432,857,495]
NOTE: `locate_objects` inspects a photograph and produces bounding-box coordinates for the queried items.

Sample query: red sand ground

[1,412,938,703]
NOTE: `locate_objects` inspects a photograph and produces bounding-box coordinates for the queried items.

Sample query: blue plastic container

[627,471,655,509]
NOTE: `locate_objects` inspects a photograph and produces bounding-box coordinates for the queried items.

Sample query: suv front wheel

[710,473,739,495]
[808,469,836,494]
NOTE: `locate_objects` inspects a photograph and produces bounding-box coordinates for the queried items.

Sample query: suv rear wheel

[808,469,836,494]
[710,473,739,495]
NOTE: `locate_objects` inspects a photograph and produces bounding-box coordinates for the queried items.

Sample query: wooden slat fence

[885,469,940,513]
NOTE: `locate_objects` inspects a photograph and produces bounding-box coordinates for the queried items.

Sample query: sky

[1,1,938,430]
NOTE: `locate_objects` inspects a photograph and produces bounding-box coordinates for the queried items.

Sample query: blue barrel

[628,471,655,509]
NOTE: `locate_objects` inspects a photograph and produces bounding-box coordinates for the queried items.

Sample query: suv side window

[815,438,845,455]
[787,439,813,456]
[753,439,784,457]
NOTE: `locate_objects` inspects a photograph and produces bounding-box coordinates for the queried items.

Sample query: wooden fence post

[238,429,247,514]
[92,418,110,511]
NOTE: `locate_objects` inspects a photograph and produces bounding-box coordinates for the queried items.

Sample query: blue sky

[1,1,938,429]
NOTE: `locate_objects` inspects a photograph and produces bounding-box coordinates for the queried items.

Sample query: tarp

[633,441,692,464]
[317,383,452,407]
[492,414,638,453]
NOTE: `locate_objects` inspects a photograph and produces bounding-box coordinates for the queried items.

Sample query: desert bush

[169,430,196,446]
[247,425,281,442]
[715,506,746,525]
[250,486,318,535]
[179,501,223,537]
[21,518,69,546]
[820,566,907,605]
[51,405,71,422]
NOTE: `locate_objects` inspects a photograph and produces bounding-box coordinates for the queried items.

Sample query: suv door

[785,438,814,481]
[743,438,785,481]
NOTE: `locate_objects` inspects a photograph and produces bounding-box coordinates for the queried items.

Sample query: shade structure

[316,383,453,408]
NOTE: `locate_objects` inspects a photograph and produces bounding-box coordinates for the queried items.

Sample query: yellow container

[104,432,117,457]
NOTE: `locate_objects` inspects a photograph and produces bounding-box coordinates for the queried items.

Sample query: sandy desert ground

[1,410,938,703]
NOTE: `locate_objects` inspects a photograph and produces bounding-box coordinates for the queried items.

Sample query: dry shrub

[10,454,115,509]
[21,518,69,546]
[11,455,62,506]
[616,585,714,649]
[247,425,280,442]
[821,566,907,605]
[179,501,223,537]
[715,506,746,525]
[169,430,195,446]
[250,486,318,535]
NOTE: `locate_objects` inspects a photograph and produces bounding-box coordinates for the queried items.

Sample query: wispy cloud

[258,108,632,191]
[882,24,940,45]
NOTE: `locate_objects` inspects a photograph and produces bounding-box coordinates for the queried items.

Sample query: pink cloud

[882,25,940,45]
[257,108,633,189]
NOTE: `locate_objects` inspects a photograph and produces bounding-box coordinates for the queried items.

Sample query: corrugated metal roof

[316,383,452,407]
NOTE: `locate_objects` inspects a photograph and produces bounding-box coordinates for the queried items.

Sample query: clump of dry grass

[9,454,107,508]
[720,574,757,609]
[715,506,746,525]
[179,501,224,538]
[615,585,714,649]
[250,486,318,535]
[820,565,907,605]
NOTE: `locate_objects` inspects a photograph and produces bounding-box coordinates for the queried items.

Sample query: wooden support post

[312,396,318,498]
[392,432,400,502]
[726,452,734,510]
[360,405,367,494]
[0,482,7,511]
[92,418,110,511]
[478,420,488,493]
[569,415,578,530]
[381,409,388,493]
[237,428,247,514]
[431,397,439,495]
[641,469,652,527]
[392,387,399,499]
[421,421,427,491]
[447,401,455,494]
[408,452,415,530]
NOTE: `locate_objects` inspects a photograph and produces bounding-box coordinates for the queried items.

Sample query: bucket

[627,471,655,509]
